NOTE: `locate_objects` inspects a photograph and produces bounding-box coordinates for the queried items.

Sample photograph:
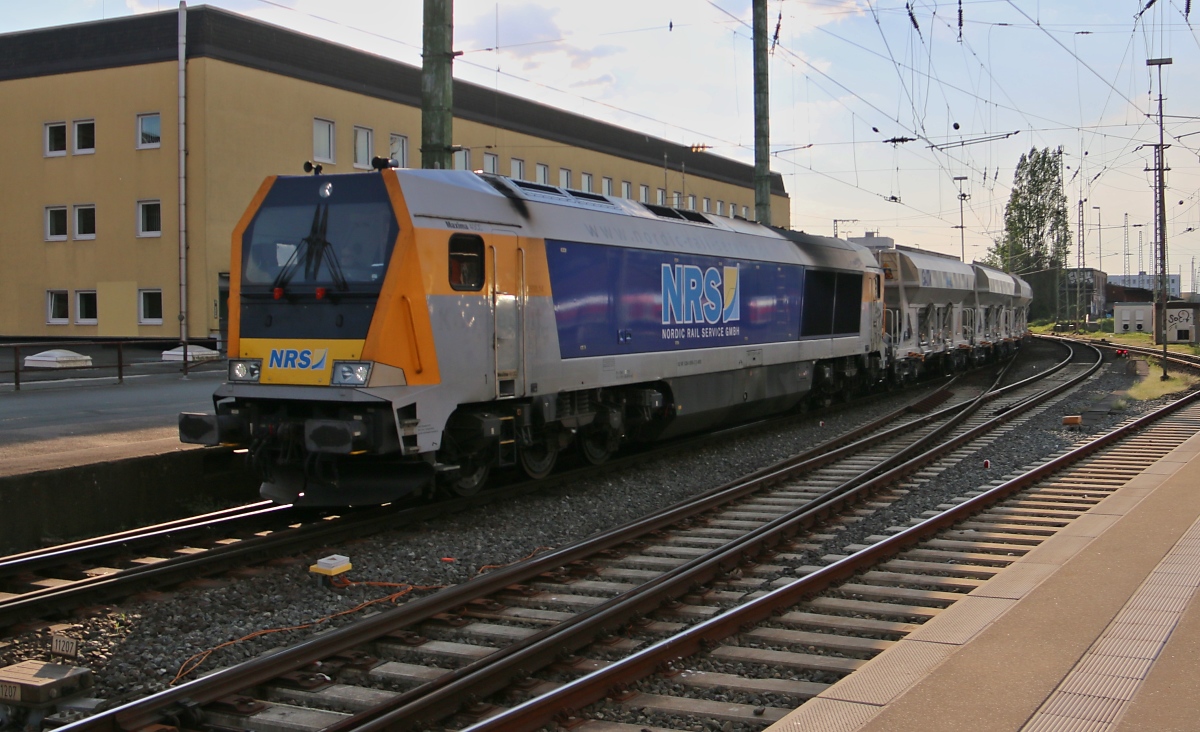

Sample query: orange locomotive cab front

[179,170,442,505]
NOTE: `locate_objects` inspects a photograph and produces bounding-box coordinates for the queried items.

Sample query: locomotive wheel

[520,442,558,479]
[579,427,616,466]
[450,461,490,496]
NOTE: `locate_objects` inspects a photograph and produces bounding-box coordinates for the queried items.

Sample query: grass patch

[1126,360,1199,400]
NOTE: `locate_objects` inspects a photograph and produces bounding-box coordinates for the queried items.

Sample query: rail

[53,345,1090,732]
[0,339,223,391]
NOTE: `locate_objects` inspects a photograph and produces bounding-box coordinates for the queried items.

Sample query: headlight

[228,359,261,382]
[331,361,373,386]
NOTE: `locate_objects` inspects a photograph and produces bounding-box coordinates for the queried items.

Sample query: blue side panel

[545,239,803,359]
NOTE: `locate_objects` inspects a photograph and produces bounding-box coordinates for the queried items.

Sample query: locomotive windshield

[242,174,400,291]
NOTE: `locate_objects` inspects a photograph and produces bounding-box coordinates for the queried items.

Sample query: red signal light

[316,287,327,300]
[273,287,284,300]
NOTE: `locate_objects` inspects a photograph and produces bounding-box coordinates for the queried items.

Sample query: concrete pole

[752,0,771,226]
[1149,57,1172,378]
[178,1,189,374]
[421,0,454,170]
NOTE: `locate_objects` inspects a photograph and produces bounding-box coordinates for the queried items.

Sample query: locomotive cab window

[449,234,484,291]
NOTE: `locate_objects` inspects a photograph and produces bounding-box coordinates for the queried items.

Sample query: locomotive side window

[449,234,485,291]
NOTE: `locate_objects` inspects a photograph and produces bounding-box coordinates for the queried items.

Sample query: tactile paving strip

[1019,511,1200,731]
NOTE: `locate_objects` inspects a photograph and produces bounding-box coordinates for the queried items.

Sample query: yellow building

[0,6,790,342]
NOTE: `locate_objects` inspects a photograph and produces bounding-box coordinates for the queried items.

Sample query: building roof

[0,6,788,197]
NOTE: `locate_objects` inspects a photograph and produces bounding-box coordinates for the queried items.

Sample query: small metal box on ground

[0,660,93,706]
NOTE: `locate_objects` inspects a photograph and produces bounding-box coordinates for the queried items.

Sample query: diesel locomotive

[179,168,1029,506]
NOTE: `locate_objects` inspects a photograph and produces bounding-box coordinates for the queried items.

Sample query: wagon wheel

[579,425,616,466]
[520,441,558,480]
[449,460,490,497]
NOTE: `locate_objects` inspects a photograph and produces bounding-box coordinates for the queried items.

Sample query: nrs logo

[268,348,328,370]
[661,264,741,325]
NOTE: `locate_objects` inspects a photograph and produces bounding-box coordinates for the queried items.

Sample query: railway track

[0,364,986,631]
[30,340,1116,732]
[1047,334,1200,369]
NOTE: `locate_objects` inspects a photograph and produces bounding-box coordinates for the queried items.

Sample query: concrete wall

[0,448,259,553]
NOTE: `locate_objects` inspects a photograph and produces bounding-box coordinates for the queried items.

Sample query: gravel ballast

[0,340,1179,709]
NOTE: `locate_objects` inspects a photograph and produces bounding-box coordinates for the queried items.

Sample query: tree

[984,147,1071,275]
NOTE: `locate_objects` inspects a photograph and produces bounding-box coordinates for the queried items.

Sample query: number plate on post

[51,635,79,659]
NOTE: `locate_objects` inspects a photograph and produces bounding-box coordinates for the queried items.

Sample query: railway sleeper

[615,692,792,725]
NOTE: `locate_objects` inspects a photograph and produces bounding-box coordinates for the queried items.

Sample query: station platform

[0,371,221,478]
[767,417,1200,731]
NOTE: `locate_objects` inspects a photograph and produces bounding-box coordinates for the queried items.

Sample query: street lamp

[954,176,969,263]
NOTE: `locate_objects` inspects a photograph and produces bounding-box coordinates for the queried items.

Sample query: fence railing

[0,340,225,391]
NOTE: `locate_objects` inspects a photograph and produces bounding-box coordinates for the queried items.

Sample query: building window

[47,291,69,324]
[687,195,696,211]
[511,158,525,180]
[702,198,711,213]
[717,200,725,216]
[45,206,68,241]
[483,152,499,174]
[449,234,485,291]
[742,206,749,218]
[623,181,633,199]
[389,134,408,167]
[536,164,549,184]
[313,118,335,163]
[75,290,98,324]
[353,126,373,168]
[452,149,471,170]
[74,205,96,240]
[559,168,572,189]
[672,191,681,207]
[139,289,163,324]
[656,188,666,205]
[137,113,161,149]
[639,185,649,203]
[45,122,67,157]
[602,177,613,196]
[74,120,95,154]
[138,200,162,237]
[581,172,593,192]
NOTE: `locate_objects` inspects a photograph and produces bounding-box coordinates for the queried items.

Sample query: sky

[5,1,1200,286]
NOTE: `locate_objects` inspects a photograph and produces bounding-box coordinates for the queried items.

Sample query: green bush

[1097,317,1114,333]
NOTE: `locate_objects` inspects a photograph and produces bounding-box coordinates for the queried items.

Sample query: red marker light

[273,287,284,300]
[316,287,327,300]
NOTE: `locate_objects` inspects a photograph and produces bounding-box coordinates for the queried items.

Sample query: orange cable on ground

[172,545,554,685]
[171,580,444,685]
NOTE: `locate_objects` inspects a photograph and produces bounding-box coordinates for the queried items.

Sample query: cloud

[570,73,617,91]
[123,0,167,12]
[458,3,564,59]
[564,44,622,70]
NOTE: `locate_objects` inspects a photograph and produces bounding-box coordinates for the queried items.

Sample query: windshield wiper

[272,205,349,292]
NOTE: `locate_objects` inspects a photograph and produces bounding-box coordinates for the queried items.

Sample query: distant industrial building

[1061,268,1107,321]
[847,232,896,250]
[1108,273,1182,299]
[0,6,788,341]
